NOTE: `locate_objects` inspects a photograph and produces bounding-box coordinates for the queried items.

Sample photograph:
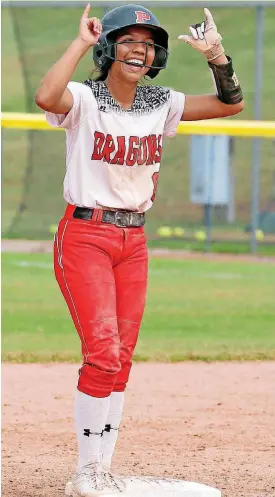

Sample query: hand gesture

[178,9,224,61]
[78,4,102,47]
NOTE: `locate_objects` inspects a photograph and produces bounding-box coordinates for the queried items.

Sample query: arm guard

[208,56,243,105]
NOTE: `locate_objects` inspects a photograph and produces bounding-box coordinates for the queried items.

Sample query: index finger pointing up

[204,8,214,24]
[82,3,91,18]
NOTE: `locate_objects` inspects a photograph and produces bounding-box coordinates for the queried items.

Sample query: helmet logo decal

[135,11,151,23]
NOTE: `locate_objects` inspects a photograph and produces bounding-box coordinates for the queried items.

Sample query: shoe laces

[76,461,103,489]
[101,469,125,492]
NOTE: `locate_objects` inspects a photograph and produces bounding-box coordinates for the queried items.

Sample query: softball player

[35,4,243,496]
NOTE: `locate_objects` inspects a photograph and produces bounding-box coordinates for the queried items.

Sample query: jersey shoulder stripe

[83,79,170,116]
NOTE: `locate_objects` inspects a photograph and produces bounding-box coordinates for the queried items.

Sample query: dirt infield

[2,362,275,497]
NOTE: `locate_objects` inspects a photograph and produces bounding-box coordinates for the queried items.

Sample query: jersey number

[151,172,159,203]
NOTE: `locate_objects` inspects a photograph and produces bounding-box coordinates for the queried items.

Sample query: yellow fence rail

[2,112,275,138]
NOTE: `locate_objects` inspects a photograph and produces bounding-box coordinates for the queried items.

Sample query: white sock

[74,390,111,471]
[101,391,125,469]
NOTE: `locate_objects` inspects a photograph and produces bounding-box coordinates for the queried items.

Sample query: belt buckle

[114,211,130,227]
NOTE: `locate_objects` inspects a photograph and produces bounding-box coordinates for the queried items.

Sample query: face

[111,27,155,82]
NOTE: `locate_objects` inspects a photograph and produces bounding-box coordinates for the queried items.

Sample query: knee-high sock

[100,392,125,469]
[74,389,111,471]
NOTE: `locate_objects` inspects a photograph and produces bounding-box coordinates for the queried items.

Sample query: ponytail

[94,69,109,81]
[87,67,109,82]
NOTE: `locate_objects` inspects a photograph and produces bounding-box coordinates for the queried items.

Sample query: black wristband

[208,56,243,105]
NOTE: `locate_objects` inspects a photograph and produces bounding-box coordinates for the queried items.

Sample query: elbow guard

[208,56,243,105]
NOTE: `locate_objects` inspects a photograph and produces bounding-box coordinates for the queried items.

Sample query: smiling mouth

[125,58,145,67]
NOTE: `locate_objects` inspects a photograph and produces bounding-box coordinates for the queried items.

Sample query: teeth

[127,59,143,66]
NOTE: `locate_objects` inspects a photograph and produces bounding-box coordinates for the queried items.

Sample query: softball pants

[54,205,148,398]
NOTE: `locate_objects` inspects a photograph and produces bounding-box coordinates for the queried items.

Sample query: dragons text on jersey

[91,132,163,166]
[46,80,185,212]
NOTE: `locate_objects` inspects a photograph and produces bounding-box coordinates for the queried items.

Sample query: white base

[65,476,221,497]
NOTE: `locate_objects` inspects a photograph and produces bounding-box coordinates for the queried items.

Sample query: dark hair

[87,67,108,81]
[94,69,109,81]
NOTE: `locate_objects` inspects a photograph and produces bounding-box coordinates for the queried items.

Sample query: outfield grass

[147,238,275,256]
[2,253,275,363]
[2,6,275,240]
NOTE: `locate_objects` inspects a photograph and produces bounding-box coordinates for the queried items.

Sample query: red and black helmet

[93,4,169,79]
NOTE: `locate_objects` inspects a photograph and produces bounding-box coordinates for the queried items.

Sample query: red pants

[54,205,148,397]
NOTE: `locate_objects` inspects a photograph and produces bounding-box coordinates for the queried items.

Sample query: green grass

[2,6,275,240]
[2,253,275,363]
[147,238,275,256]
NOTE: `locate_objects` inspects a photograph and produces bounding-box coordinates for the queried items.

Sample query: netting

[2,4,275,240]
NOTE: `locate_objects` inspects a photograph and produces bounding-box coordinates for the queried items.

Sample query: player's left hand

[178,9,224,61]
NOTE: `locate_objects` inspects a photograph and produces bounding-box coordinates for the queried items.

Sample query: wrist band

[208,56,243,105]
[204,42,225,62]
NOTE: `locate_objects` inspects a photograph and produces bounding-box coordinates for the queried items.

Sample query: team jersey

[46,80,185,212]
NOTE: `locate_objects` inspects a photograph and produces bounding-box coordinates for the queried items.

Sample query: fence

[2,0,275,251]
[2,113,275,246]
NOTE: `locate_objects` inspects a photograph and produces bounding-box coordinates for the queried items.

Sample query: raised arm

[178,8,244,121]
[35,4,102,114]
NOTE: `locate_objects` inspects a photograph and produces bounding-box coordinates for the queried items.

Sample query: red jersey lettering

[156,134,163,162]
[137,136,148,165]
[91,131,105,160]
[102,134,115,163]
[126,136,139,166]
[110,136,126,165]
[151,172,159,202]
[92,131,163,166]
[146,135,158,165]
[146,134,163,165]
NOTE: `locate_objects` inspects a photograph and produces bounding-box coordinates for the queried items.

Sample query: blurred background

[2,10,275,497]
[2,0,275,253]
[2,0,275,363]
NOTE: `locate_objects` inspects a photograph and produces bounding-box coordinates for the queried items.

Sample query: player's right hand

[78,4,102,47]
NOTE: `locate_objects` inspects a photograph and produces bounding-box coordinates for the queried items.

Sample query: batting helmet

[93,4,169,79]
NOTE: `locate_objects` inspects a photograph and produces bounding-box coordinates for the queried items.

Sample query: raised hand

[178,8,224,61]
[78,4,102,47]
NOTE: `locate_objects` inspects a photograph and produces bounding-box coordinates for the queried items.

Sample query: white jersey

[46,80,185,212]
